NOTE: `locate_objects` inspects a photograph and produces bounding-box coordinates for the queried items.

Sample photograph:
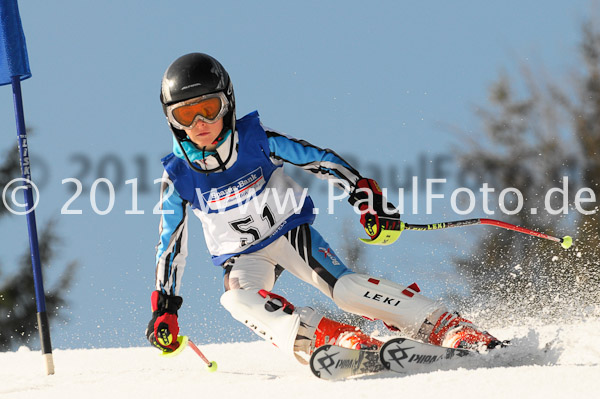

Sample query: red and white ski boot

[314,317,382,350]
[428,311,503,351]
[294,307,382,364]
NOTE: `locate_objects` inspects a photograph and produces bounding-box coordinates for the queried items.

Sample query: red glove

[349,178,403,243]
[145,290,183,352]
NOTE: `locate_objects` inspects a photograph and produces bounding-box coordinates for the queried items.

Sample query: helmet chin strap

[171,122,235,174]
[200,145,226,171]
[212,127,229,145]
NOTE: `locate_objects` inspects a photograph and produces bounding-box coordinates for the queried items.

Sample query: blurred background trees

[0,141,77,351]
[453,20,600,324]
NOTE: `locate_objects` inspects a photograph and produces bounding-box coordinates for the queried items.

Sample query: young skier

[146,53,502,364]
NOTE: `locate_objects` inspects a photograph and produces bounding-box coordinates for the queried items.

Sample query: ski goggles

[166,92,229,130]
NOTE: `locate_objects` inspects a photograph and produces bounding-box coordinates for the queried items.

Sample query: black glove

[145,290,183,353]
[349,178,403,245]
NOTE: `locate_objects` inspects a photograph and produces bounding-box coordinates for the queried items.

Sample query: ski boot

[314,317,382,350]
[294,307,381,364]
[428,311,503,351]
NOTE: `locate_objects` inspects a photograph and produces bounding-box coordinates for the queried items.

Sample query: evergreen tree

[0,143,78,351]
[454,20,600,323]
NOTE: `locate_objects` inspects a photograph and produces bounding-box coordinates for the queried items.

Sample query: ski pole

[188,339,218,372]
[159,335,217,372]
[403,218,573,249]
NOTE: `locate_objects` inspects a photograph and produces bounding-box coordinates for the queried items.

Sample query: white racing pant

[220,224,445,360]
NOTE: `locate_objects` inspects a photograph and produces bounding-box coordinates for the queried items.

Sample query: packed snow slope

[1,320,598,399]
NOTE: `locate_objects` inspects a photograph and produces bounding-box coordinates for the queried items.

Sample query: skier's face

[184,117,224,150]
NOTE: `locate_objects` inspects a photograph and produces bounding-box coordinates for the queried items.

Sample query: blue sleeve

[264,128,362,191]
[155,172,188,296]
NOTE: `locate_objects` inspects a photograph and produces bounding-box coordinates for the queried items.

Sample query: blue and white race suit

[154,111,447,358]
[155,111,362,296]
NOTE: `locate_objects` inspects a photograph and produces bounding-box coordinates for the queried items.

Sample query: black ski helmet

[160,53,236,173]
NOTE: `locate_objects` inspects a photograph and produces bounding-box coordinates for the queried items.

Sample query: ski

[309,337,473,380]
[309,344,384,380]
[380,337,472,374]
